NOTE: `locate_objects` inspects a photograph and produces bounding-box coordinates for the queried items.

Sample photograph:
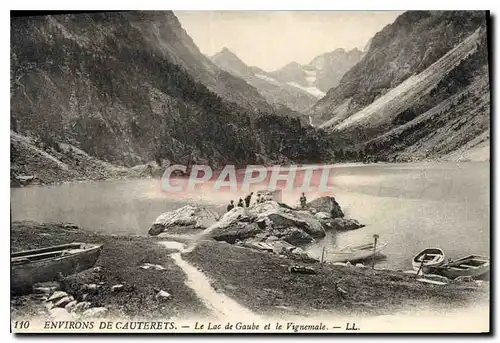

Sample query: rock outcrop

[326,218,366,231]
[149,205,220,236]
[207,197,364,263]
[307,196,344,218]
[210,201,326,245]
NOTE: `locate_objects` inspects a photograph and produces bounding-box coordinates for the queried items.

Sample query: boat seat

[13,250,64,261]
[460,264,478,269]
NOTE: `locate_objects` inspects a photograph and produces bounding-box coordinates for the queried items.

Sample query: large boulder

[307,196,344,219]
[315,212,332,220]
[329,218,365,231]
[275,227,314,245]
[250,201,284,215]
[255,207,325,239]
[149,205,219,235]
[209,201,325,245]
[211,222,263,244]
[292,211,327,238]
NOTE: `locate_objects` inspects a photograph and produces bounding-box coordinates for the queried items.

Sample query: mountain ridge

[210,47,319,112]
[311,11,487,123]
[210,46,364,112]
[311,10,490,162]
[10,11,333,175]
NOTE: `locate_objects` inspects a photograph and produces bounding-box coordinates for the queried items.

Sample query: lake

[10,162,490,270]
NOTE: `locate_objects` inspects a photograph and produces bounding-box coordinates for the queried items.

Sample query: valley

[10,10,491,181]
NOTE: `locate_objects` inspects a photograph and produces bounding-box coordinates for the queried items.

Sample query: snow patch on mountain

[254,74,281,85]
[304,69,317,84]
[287,82,325,98]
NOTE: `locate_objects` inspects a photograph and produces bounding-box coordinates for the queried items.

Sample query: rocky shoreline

[148,196,365,263]
[10,195,489,322]
[11,221,210,322]
[11,221,488,322]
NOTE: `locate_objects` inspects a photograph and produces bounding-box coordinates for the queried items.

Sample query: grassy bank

[183,240,489,317]
[11,221,489,321]
[11,221,209,320]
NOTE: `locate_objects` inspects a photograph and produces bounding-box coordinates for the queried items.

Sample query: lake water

[10,162,490,270]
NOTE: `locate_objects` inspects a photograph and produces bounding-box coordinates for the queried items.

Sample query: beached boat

[11,242,103,294]
[329,242,387,263]
[412,248,445,273]
[416,273,450,285]
[431,255,490,280]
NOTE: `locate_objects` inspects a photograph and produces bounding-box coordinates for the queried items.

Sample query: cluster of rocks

[31,265,174,320]
[149,196,365,262]
[37,286,107,320]
[12,175,43,187]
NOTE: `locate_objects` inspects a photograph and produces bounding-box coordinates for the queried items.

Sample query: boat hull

[412,248,445,273]
[432,255,490,280]
[329,243,386,263]
[11,244,102,294]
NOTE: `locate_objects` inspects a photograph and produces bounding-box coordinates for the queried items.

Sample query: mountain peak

[212,47,241,61]
[211,47,252,78]
[283,61,302,69]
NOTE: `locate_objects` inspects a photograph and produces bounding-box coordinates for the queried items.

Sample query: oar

[372,234,379,269]
[416,253,427,277]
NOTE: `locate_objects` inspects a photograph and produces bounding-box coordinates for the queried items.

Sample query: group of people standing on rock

[226,192,308,212]
[226,192,269,212]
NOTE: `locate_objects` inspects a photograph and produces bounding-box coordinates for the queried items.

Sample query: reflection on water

[11,162,489,270]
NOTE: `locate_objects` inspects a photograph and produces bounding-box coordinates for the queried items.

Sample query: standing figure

[237,198,244,207]
[226,200,235,212]
[256,194,262,204]
[244,192,253,207]
[299,192,307,209]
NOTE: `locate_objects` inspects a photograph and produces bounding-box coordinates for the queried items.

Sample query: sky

[175,11,404,72]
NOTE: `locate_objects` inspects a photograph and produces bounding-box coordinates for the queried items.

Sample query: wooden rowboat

[412,248,445,273]
[329,242,387,263]
[431,255,490,280]
[11,242,103,294]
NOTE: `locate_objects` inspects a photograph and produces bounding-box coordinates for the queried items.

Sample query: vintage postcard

[10,10,490,333]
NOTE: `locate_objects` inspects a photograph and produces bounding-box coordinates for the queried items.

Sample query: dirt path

[159,241,262,321]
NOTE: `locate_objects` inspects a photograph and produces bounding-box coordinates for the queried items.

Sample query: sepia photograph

[9,9,491,333]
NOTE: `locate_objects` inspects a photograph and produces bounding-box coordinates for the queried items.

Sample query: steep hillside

[11,11,333,175]
[10,131,152,186]
[269,62,308,87]
[210,48,318,112]
[122,12,272,113]
[361,29,490,162]
[312,11,487,125]
[269,48,363,94]
[310,11,490,162]
[307,48,364,92]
